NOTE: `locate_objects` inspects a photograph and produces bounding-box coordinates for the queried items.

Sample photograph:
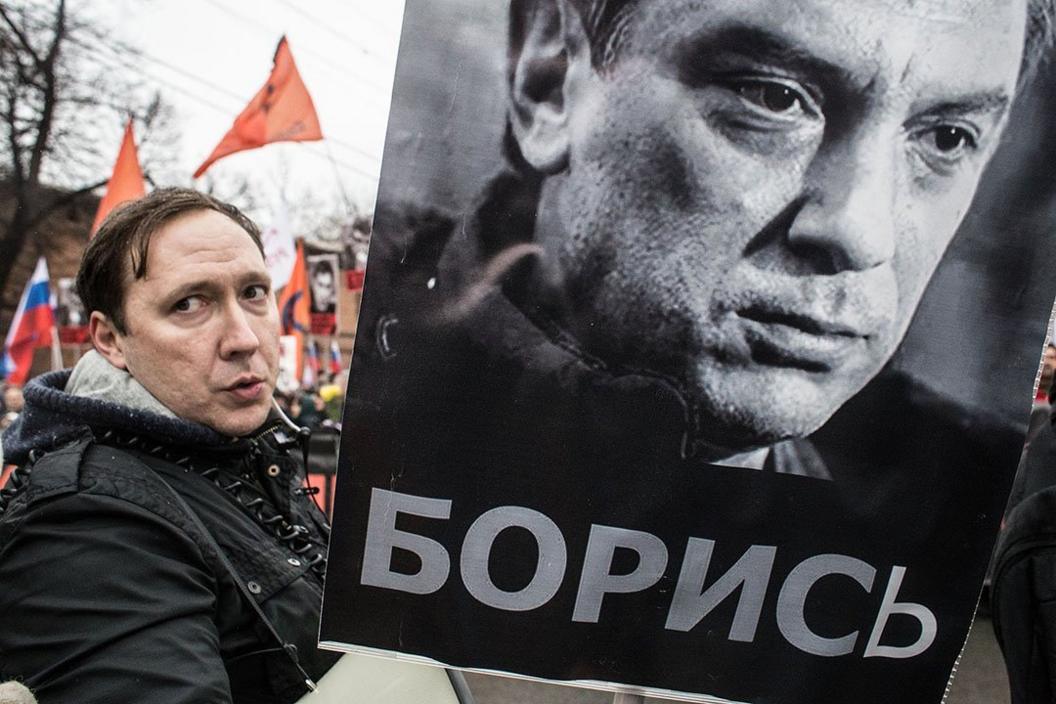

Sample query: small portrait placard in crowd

[308,253,339,335]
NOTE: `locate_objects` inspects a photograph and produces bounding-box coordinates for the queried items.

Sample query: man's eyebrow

[164,271,269,302]
[166,280,215,300]
[236,270,271,287]
[915,91,1011,118]
[676,24,857,90]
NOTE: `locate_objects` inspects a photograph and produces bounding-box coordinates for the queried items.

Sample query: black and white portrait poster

[321,1,1056,702]
[55,277,88,345]
[308,252,339,336]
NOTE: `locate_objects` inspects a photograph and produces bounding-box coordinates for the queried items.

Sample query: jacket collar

[2,369,246,466]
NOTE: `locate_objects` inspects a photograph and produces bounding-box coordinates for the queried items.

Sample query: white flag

[261,201,296,290]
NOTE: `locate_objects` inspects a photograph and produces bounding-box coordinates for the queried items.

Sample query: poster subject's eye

[731,78,819,119]
[912,122,982,172]
[926,125,977,156]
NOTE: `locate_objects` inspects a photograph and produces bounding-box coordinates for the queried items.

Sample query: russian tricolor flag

[3,258,55,385]
[301,340,319,388]
[329,339,342,376]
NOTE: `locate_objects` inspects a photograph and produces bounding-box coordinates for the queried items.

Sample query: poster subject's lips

[737,304,869,369]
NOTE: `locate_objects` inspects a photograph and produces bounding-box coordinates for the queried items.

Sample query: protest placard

[321,2,1056,701]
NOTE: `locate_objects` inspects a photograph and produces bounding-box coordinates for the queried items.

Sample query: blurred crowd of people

[273,373,346,432]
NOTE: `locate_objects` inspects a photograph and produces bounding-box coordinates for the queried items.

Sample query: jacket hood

[2,370,239,466]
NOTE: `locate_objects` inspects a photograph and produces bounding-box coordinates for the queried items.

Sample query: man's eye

[924,125,977,156]
[733,80,814,117]
[173,296,205,313]
[911,123,982,174]
[244,284,269,300]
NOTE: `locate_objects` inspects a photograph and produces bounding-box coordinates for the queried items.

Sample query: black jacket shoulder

[0,431,336,704]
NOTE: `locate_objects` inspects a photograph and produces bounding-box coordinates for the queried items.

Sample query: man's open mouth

[226,376,265,400]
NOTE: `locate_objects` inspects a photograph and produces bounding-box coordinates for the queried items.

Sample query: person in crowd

[992,366,1056,703]
[0,385,23,431]
[272,389,293,417]
[287,392,304,423]
[1025,342,1056,443]
[0,188,338,702]
[290,390,322,428]
[1035,343,1056,403]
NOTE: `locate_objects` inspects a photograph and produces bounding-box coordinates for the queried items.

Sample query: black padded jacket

[991,428,1056,704]
[0,370,339,703]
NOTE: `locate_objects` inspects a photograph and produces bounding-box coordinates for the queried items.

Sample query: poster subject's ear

[508,0,591,174]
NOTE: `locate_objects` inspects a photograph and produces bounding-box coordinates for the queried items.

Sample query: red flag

[194,36,323,178]
[90,120,146,236]
[277,240,311,377]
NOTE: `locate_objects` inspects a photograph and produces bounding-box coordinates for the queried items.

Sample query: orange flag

[193,37,323,178]
[277,240,311,376]
[90,120,147,236]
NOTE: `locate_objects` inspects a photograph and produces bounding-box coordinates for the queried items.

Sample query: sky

[92,0,407,232]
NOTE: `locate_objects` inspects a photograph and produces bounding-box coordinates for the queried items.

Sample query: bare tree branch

[0,0,181,299]
[0,4,43,68]
[26,0,65,186]
[24,177,107,231]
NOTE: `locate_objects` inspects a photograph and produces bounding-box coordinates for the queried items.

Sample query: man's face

[3,387,23,413]
[312,268,335,308]
[541,0,1025,455]
[107,210,280,436]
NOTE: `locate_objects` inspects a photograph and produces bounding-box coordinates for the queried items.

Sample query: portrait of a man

[487,0,1031,471]
[54,277,85,329]
[308,253,339,335]
[338,0,1049,477]
[321,1,1056,702]
[309,256,337,315]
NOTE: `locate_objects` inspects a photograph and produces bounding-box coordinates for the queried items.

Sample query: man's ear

[508,0,592,174]
[89,311,128,371]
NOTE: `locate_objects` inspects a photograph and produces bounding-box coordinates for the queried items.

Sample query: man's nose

[219,302,261,358]
[787,131,898,274]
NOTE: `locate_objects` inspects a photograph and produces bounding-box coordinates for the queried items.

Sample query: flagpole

[50,327,63,372]
[322,141,356,215]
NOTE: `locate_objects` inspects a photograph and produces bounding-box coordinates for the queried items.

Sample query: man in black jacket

[0,189,338,703]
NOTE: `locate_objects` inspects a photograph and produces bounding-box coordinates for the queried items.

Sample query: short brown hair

[76,187,264,334]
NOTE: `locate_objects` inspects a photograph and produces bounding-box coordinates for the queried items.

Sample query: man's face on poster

[518,0,1026,457]
[312,266,336,310]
